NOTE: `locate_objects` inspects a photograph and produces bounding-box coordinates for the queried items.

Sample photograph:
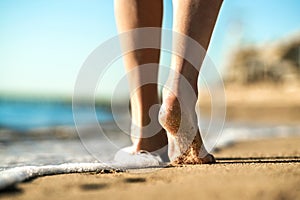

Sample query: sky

[0,0,300,100]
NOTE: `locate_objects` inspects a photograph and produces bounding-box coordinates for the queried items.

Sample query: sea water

[1,98,300,169]
[1,98,300,189]
[0,98,127,170]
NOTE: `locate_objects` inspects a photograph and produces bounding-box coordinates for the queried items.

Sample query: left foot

[131,128,169,161]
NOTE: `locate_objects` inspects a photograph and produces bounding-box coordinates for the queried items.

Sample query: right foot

[159,95,215,164]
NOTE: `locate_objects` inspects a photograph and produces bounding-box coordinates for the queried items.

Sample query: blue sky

[0,0,300,99]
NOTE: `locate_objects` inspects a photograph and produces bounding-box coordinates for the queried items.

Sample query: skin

[114,0,168,155]
[114,0,223,164]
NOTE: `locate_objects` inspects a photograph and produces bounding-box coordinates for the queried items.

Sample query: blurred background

[1,0,300,168]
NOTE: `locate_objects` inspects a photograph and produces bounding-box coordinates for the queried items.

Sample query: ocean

[0,98,125,170]
[1,98,300,171]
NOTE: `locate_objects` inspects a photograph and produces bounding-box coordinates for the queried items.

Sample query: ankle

[162,87,197,110]
[131,129,168,153]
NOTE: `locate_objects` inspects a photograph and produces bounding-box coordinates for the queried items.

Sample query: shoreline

[2,136,300,200]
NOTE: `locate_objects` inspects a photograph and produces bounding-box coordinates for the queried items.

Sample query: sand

[199,84,300,124]
[1,136,299,200]
[2,83,300,199]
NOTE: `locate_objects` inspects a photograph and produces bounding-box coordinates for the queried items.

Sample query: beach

[199,84,300,125]
[2,136,299,200]
[1,0,300,199]
[1,84,300,200]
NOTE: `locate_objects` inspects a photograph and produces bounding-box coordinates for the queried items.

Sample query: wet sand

[2,136,300,200]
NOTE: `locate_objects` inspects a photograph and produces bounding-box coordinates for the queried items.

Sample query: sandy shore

[199,84,300,124]
[1,136,299,200]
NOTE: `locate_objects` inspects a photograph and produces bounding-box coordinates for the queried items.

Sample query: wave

[0,160,167,191]
[1,124,300,191]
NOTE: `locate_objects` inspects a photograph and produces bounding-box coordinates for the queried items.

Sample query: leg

[114,0,168,154]
[159,0,223,164]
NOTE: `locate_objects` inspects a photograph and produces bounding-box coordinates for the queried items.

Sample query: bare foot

[159,95,215,164]
[132,129,168,160]
[127,121,169,162]
[114,117,169,163]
